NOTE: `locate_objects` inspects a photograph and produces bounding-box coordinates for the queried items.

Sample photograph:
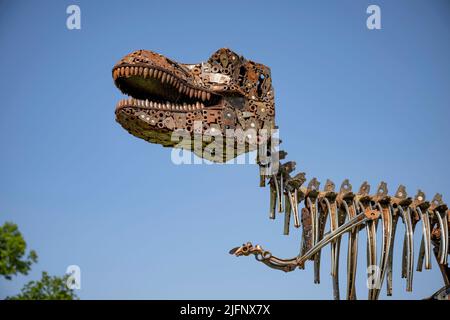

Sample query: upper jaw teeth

[112,65,212,102]
[117,98,205,111]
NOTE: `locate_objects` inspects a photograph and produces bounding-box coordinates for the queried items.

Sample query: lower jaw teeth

[118,98,204,111]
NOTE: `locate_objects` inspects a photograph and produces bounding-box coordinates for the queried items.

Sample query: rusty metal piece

[306,197,319,252]
[398,206,414,292]
[356,200,378,300]
[300,207,313,259]
[272,174,282,213]
[386,185,409,295]
[285,172,306,229]
[343,200,359,300]
[436,210,449,265]
[284,193,292,235]
[324,196,341,299]
[269,179,277,220]
[386,204,400,296]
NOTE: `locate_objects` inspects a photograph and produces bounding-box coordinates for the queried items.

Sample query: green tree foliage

[6,271,78,300]
[0,222,38,280]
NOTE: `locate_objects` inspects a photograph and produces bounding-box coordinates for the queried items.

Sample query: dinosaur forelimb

[229,243,298,273]
[230,209,377,276]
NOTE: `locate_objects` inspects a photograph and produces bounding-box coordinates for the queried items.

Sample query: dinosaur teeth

[118,93,207,111]
[114,66,214,106]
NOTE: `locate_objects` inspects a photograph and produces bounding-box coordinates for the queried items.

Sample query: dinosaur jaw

[113,63,224,113]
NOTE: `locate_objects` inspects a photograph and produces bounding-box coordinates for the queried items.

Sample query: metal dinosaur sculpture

[112,48,449,300]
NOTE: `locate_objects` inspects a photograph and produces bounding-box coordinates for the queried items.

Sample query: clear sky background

[1,0,449,300]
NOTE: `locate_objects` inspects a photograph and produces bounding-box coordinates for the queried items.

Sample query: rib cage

[231,150,450,300]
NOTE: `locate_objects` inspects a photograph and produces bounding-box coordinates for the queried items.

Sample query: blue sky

[1,0,449,299]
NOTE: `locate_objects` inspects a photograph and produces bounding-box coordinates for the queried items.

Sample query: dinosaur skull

[113,48,275,162]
